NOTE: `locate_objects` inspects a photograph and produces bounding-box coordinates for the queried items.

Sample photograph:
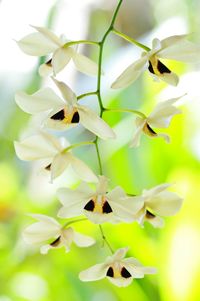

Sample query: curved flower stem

[64,40,100,48]
[99,225,114,254]
[62,218,88,229]
[112,28,151,51]
[104,107,146,119]
[63,141,95,153]
[77,91,97,101]
[94,0,124,175]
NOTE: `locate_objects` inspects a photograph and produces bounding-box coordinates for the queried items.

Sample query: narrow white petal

[111,56,147,89]
[159,34,187,50]
[14,133,60,161]
[31,26,62,46]
[96,176,109,195]
[79,263,108,281]
[27,214,60,226]
[123,258,157,277]
[158,39,200,63]
[148,97,181,128]
[50,152,71,180]
[51,78,77,105]
[73,231,95,247]
[111,247,129,261]
[143,183,172,198]
[70,156,98,183]
[58,202,83,218]
[78,105,116,140]
[129,119,146,148]
[157,133,170,143]
[72,53,98,76]
[16,32,58,56]
[40,244,51,254]
[52,47,74,75]
[15,88,64,114]
[146,191,183,216]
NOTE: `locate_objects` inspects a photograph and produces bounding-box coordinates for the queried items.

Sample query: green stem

[63,141,94,153]
[64,40,100,48]
[104,107,146,118]
[62,218,87,229]
[77,91,97,101]
[99,225,114,254]
[112,28,151,51]
[94,0,124,174]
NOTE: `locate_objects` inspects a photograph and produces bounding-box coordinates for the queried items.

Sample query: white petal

[143,183,172,198]
[157,133,170,143]
[78,105,116,140]
[52,47,74,75]
[70,156,98,183]
[40,244,51,254]
[96,176,109,195]
[158,38,200,63]
[108,276,133,287]
[50,152,71,180]
[148,97,181,128]
[38,63,53,77]
[16,32,58,56]
[31,26,62,46]
[23,215,60,244]
[73,231,95,247]
[145,215,164,228]
[15,88,64,114]
[27,214,60,226]
[79,263,108,281]
[107,187,144,223]
[58,202,83,219]
[146,190,183,216]
[158,71,179,87]
[111,247,129,262]
[14,132,61,161]
[159,34,187,50]
[57,183,93,206]
[51,78,77,105]
[111,56,147,89]
[84,211,114,224]
[72,53,98,76]
[123,258,157,278]
[129,119,146,148]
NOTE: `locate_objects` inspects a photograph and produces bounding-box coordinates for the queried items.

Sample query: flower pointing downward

[23,214,95,254]
[14,131,97,182]
[15,78,115,140]
[57,176,143,224]
[16,26,99,77]
[133,183,183,228]
[130,96,182,147]
[112,34,200,88]
[79,247,156,287]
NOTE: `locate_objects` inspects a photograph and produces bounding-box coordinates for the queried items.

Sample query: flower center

[148,56,171,76]
[50,236,61,247]
[145,209,156,219]
[142,122,157,137]
[84,196,113,214]
[106,266,131,279]
[50,108,80,124]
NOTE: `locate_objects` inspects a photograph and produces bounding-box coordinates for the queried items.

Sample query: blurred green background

[1,0,200,300]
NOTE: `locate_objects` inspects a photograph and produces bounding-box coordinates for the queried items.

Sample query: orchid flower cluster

[14,0,199,287]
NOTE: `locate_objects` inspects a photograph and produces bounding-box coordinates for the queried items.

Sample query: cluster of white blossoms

[14,1,199,287]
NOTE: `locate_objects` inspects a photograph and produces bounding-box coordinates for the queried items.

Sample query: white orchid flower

[130,96,182,147]
[23,214,95,254]
[16,26,99,77]
[112,34,200,88]
[15,78,115,140]
[57,176,143,224]
[79,247,156,287]
[14,131,98,182]
[133,183,183,228]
